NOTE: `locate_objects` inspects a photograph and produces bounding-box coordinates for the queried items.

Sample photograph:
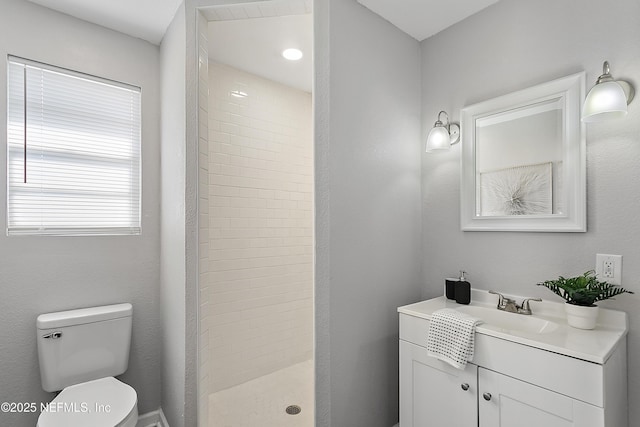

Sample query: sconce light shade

[425,110,460,153]
[583,80,628,122]
[426,125,452,151]
[582,61,635,122]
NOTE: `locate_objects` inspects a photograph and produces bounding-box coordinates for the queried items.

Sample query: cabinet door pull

[460,383,470,391]
[483,392,492,401]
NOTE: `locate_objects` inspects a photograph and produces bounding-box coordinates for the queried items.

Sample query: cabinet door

[478,368,604,427]
[400,340,477,427]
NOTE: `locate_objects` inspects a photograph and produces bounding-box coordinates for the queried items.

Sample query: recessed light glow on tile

[282,48,303,61]
[230,90,248,98]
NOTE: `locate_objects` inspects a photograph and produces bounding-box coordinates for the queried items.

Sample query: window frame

[6,55,142,236]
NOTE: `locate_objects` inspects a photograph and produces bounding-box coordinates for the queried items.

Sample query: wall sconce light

[425,110,460,152]
[582,61,635,122]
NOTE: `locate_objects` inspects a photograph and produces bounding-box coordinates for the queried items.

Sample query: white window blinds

[7,56,141,236]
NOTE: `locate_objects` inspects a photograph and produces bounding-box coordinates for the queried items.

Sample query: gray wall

[164,3,240,426]
[315,1,423,426]
[160,4,187,427]
[0,1,162,426]
[421,0,640,423]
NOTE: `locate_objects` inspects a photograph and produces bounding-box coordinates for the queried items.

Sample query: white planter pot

[565,303,599,330]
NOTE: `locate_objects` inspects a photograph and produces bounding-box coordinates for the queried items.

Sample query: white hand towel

[427,308,482,369]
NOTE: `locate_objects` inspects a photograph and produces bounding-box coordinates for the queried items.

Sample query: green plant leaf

[537,270,634,306]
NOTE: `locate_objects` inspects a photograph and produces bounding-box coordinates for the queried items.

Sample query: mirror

[461,73,586,232]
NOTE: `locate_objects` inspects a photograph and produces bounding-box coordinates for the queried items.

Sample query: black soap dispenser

[455,270,471,305]
[445,277,458,300]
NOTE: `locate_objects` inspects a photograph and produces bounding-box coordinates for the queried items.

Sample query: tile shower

[203,61,314,426]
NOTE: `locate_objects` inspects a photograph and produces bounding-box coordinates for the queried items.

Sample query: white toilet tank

[37,303,133,392]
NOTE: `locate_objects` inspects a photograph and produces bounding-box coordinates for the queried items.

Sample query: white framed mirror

[460,73,586,232]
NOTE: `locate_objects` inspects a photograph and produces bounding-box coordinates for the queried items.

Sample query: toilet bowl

[37,377,138,427]
[36,304,138,427]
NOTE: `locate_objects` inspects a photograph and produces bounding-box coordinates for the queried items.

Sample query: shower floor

[209,359,314,427]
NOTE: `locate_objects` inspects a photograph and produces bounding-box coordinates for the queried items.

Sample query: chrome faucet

[488,291,542,315]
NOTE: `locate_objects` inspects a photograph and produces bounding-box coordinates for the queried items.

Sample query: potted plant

[537,270,633,330]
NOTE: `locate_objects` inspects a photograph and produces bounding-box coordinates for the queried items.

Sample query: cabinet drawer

[399,311,431,345]
[399,313,605,406]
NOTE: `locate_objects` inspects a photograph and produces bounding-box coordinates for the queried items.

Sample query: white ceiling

[25,0,495,91]
[201,0,312,21]
[357,0,500,41]
[27,0,182,45]
[208,13,313,93]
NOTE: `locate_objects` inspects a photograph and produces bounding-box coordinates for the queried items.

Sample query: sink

[456,305,558,335]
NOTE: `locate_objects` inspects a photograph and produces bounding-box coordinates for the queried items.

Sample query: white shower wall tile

[207,61,313,393]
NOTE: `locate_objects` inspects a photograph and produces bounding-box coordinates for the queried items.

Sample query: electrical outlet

[595,254,622,285]
[603,260,614,278]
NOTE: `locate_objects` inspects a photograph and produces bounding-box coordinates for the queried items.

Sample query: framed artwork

[479,162,552,216]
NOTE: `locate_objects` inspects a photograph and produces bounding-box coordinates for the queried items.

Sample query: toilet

[36,303,138,427]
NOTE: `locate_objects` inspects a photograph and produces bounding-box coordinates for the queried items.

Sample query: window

[7,56,141,236]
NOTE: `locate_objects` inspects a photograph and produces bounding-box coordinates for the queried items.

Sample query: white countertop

[398,289,628,364]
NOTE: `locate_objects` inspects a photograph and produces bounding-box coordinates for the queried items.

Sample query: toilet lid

[38,377,137,427]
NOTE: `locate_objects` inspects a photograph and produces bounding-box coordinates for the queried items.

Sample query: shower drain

[285,405,302,415]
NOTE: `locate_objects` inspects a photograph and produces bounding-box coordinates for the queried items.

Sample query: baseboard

[137,408,170,427]
[393,423,399,427]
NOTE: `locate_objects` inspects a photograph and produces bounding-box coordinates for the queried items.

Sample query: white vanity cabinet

[399,294,628,427]
[399,341,477,427]
[477,367,603,427]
